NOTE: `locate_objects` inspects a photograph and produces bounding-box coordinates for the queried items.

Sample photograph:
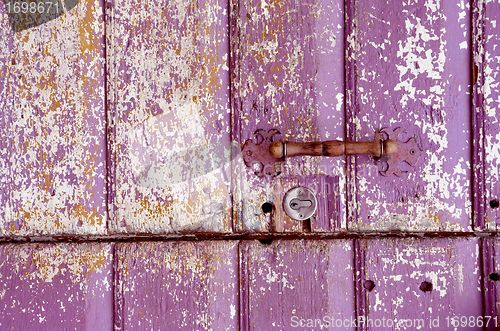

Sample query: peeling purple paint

[473,0,500,230]
[0,243,113,330]
[0,0,499,328]
[0,0,107,236]
[482,239,500,330]
[240,240,355,330]
[347,0,472,232]
[231,0,346,233]
[106,0,232,234]
[357,238,483,330]
[114,241,238,330]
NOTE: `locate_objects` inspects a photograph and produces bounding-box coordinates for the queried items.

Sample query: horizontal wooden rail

[0,230,497,244]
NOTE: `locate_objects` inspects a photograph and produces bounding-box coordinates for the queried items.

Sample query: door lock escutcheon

[242,127,422,177]
[283,187,317,221]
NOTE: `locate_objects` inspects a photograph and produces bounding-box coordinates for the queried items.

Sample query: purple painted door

[0,0,500,329]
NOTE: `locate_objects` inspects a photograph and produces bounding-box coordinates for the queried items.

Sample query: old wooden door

[0,0,499,330]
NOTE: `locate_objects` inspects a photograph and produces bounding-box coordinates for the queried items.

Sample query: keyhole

[290,198,312,210]
[283,186,318,221]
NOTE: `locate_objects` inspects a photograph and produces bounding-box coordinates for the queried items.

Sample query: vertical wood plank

[231,0,346,232]
[0,243,113,329]
[347,0,472,231]
[114,241,238,330]
[482,239,500,330]
[473,0,500,230]
[107,0,231,234]
[0,1,106,235]
[357,238,482,330]
[240,240,355,330]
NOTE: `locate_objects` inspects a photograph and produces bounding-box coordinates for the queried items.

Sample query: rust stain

[136,196,173,220]
[78,1,98,55]
[73,204,102,226]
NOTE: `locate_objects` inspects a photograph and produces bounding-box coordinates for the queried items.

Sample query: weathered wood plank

[107,0,231,233]
[482,239,500,330]
[0,243,113,329]
[473,0,500,230]
[0,1,106,235]
[240,240,355,330]
[347,0,472,231]
[114,241,238,330]
[357,238,482,330]
[231,0,346,232]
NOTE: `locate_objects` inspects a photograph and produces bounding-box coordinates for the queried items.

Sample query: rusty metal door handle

[242,127,422,177]
[269,140,397,159]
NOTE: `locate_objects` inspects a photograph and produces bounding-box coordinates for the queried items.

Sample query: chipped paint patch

[360,238,482,326]
[240,240,355,329]
[114,241,238,330]
[475,0,500,229]
[348,0,472,231]
[107,0,231,234]
[0,0,106,236]
[0,243,113,329]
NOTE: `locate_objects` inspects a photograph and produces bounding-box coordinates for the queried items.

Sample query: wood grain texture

[0,0,106,236]
[107,0,231,234]
[239,240,355,330]
[114,241,238,330]
[0,243,113,330]
[356,238,482,330]
[346,0,472,231]
[473,0,500,230]
[482,239,500,330]
[230,0,346,233]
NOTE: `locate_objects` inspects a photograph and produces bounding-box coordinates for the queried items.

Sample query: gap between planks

[0,231,499,244]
